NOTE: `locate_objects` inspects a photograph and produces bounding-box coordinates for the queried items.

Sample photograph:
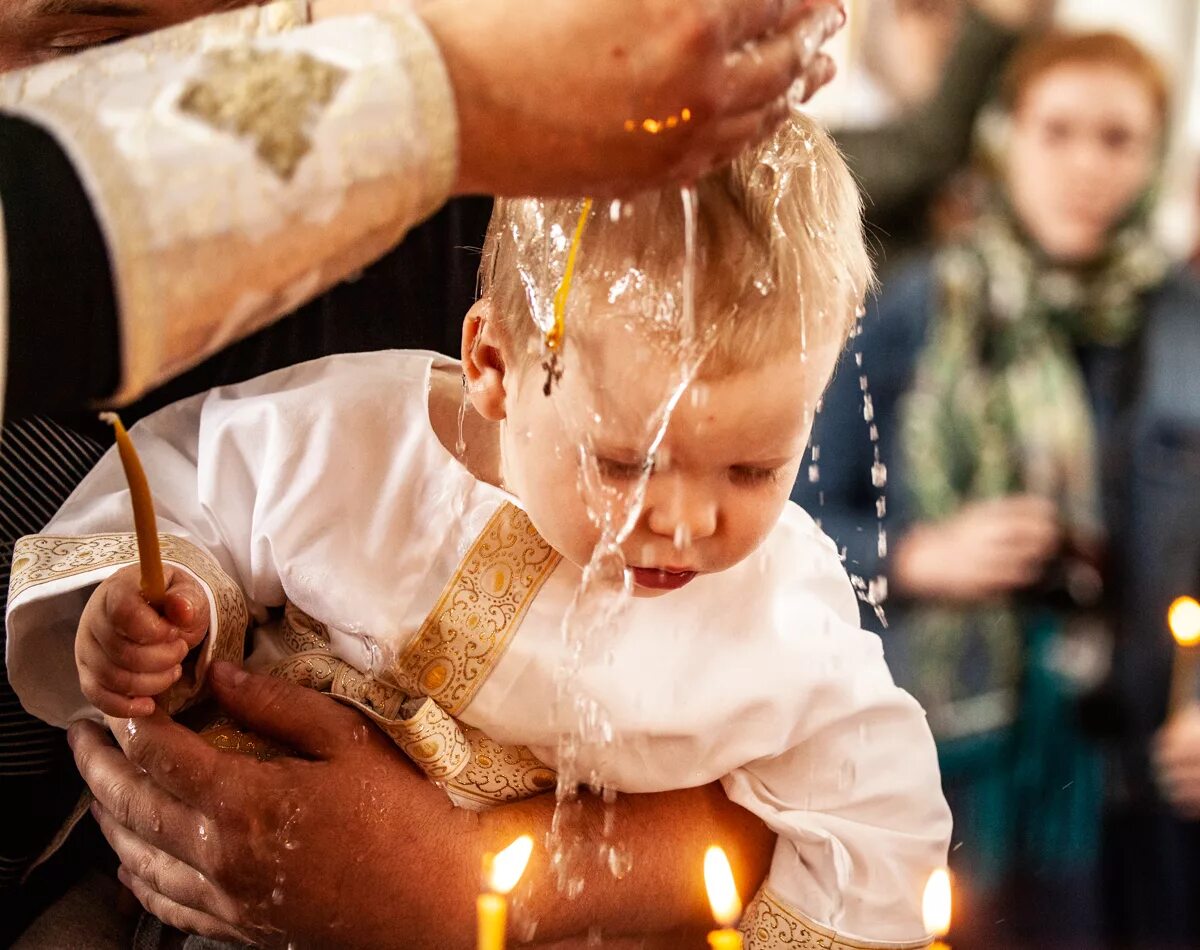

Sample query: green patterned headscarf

[898,206,1170,742]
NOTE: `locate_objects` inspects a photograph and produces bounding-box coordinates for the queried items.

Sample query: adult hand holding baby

[70,660,474,947]
[75,565,210,719]
[70,661,774,946]
[409,0,845,196]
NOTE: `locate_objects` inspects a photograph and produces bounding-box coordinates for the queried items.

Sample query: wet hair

[479,112,872,378]
[1001,30,1170,125]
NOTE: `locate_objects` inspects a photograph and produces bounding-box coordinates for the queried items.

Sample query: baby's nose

[645,478,717,546]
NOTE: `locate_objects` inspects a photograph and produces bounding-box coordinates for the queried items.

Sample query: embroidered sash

[205,501,561,809]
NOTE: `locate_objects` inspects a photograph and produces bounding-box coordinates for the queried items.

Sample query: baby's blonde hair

[480,113,872,377]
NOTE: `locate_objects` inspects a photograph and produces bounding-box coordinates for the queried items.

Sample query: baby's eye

[47,29,129,52]
[729,465,780,487]
[595,457,649,481]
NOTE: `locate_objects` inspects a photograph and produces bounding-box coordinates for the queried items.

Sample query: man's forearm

[471,783,775,944]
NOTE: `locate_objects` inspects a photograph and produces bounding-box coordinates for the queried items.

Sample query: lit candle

[1168,596,1200,714]
[477,834,533,950]
[704,846,743,950]
[923,867,953,950]
[99,412,166,609]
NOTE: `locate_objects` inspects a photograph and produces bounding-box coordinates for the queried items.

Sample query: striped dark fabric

[0,417,105,902]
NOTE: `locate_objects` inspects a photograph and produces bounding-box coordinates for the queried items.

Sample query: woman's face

[1006,62,1161,263]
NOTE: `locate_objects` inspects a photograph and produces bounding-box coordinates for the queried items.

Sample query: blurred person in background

[835,0,1055,272]
[794,29,1199,948]
[1102,174,1200,948]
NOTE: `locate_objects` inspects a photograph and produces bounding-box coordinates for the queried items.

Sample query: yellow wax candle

[99,412,166,609]
[707,928,742,950]
[923,868,953,950]
[1169,596,1200,714]
[476,892,506,950]
[704,846,744,950]
[477,834,533,950]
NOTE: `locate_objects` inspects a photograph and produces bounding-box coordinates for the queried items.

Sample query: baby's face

[497,324,838,596]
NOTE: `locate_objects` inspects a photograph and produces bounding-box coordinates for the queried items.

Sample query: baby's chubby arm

[76,564,211,719]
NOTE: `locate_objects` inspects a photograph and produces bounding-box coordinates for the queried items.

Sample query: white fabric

[0,1,456,404]
[6,351,950,943]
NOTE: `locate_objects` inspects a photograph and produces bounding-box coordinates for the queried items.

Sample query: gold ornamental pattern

[10,532,249,714]
[178,47,347,181]
[272,603,556,806]
[739,889,933,950]
[383,502,562,716]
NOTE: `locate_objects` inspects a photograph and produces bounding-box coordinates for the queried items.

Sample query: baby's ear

[462,298,509,421]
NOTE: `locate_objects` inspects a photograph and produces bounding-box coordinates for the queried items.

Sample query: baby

[8,114,951,946]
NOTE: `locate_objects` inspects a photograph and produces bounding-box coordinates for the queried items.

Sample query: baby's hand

[76,564,210,718]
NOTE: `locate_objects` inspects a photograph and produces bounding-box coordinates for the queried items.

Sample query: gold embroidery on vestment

[178,47,346,180]
[10,533,248,714]
[739,888,933,950]
[384,503,561,716]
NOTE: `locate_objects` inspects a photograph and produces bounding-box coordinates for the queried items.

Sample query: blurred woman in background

[796,30,1200,948]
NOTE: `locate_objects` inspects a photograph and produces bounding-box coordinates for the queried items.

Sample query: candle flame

[487,835,533,895]
[1169,597,1200,648]
[704,846,742,927]
[922,868,952,938]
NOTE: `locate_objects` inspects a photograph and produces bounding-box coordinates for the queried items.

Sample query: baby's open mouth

[629,567,698,591]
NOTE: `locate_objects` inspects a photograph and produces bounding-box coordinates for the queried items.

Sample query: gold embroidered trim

[10,533,249,713]
[384,503,561,715]
[740,889,932,950]
[271,593,557,807]
[179,48,347,181]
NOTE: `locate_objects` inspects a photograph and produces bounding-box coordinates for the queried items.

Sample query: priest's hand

[408,0,845,197]
[1155,703,1200,820]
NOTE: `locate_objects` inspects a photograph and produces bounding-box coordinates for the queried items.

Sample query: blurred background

[813,0,1200,250]
[791,1,1200,947]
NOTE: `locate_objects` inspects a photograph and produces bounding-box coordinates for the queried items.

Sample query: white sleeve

[722,628,951,949]
[4,387,264,729]
[0,0,456,405]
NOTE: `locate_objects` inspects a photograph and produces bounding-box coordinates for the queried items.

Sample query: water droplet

[870,461,887,488]
[606,845,633,879]
[807,464,820,483]
[455,373,469,460]
[862,395,875,423]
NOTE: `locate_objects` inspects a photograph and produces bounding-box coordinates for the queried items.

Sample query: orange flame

[487,835,533,895]
[704,846,742,927]
[923,868,952,938]
[1169,597,1200,648]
